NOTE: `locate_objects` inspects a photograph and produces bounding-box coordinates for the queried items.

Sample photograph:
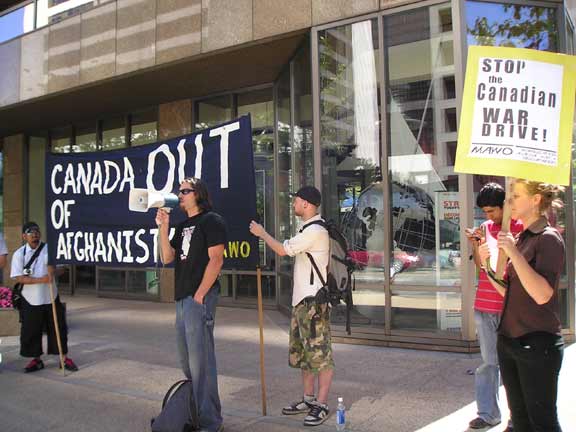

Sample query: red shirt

[475,219,523,313]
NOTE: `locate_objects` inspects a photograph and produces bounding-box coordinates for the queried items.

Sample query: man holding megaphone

[156,177,227,432]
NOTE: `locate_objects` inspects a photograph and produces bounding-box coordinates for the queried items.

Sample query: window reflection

[466,2,557,51]
[102,116,126,151]
[0,3,35,44]
[131,109,158,146]
[238,88,275,272]
[74,122,97,152]
[385,4,460,288]
[319,19,385,327]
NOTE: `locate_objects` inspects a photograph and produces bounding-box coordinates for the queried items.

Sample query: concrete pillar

[2,134,25,286]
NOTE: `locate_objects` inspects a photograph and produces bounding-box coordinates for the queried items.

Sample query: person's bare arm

[156,209,175,264]
[249,221,287,256]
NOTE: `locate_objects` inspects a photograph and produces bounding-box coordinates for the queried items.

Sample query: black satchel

[11,242,46,310]
[151,379,199,432]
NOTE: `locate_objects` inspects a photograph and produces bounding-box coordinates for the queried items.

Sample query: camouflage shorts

[289,300,334,372]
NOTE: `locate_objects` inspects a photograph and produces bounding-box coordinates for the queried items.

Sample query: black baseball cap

[291,186,322,207]
[23,222,40,234]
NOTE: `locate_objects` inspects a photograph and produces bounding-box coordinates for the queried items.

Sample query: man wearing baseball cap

[10,222,78,373]
[250,186,333,427]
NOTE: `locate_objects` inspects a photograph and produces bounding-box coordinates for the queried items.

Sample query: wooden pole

[495,177,513,279]
[48,272,66,375]
[256,266,268,416]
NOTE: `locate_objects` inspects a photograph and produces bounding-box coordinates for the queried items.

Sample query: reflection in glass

[0,3,35,44]
[385,4,460,288]
[74,123,97,152]
[466,2,557,51]
[236,274,276,302]
[98,269,125,292]
[127,270,159,295]
[238,88,275,270]
[391,291,461,334]
[51,126,72,153]
[293,43,314,189]
[319,19,384,327]
[195,96,232,130]
[102,117,126,151]
[277,67,293,278]
[131,109,158,146]
[36,0,95,28]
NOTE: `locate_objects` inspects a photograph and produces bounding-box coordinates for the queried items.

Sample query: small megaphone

[129,188,179,212]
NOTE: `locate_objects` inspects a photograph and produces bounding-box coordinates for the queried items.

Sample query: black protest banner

[45,116,258,269]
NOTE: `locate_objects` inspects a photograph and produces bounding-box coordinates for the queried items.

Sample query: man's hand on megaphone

[156,208,170,227]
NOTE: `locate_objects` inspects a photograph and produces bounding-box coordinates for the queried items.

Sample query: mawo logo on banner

[45,116,259,270]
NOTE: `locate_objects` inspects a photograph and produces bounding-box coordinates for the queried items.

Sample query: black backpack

[151,380,199,432]
[300,219,355,334]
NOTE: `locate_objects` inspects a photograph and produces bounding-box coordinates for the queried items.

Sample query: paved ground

[0,295,574,432]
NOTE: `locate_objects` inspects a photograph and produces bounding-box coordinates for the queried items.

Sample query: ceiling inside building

[0,32,307,137]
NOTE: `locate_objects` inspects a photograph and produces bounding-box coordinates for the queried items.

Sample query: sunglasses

[178,188,196,195]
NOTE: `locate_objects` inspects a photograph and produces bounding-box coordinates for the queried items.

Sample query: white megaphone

[129,188,179,212]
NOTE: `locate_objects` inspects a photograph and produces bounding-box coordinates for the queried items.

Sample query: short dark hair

[476,182,505,208]
[22,221,40,234]
[181,177,212,212]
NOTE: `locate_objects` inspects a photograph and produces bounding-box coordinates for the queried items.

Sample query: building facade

[1,0,575,351]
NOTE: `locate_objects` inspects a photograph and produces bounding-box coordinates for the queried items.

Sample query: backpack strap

[299,219,327,233]
[300,219,328,287]
[305,252,327,287]
[23,242,46,272]
[161,379,188,408]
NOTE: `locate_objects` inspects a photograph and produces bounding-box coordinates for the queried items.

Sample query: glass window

[102,116,126,151]
[238,88,275,272]
[98,268,126,292]
[51,126,72,153]
[131,109,158,146]
[36,0,95,27]
[385,4,460,290]
[319,19,384,328]
[195,96,233,130]
[293,43,314,189]
[74,122,97,153]
[277,67,293,282]
[127,270,159,296]
[466,2,558,51]
[0,3,35,44]
[392,291,461,334]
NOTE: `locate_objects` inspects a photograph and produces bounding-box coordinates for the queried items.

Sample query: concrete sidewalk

[0,295,574,432]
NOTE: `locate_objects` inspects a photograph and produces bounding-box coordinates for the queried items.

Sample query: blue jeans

[176,283,222,432]
[475,310,502,425]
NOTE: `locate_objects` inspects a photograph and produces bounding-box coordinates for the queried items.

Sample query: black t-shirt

[170,211,227,301]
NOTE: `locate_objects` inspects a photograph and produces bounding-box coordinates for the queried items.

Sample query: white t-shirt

[0,234,7,256]
[283,214,329,306]
[10,243,56,306]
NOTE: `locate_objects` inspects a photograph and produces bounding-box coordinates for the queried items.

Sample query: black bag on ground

[11,242,46,310]
[151,379,199,432]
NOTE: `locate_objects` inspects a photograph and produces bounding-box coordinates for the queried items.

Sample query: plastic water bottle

[336,397,346,431]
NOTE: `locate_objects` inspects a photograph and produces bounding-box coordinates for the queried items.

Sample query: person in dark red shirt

[479,180,565,432]
[466,183,522,430]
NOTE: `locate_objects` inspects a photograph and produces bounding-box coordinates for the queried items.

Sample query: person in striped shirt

[466,183,523,431]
